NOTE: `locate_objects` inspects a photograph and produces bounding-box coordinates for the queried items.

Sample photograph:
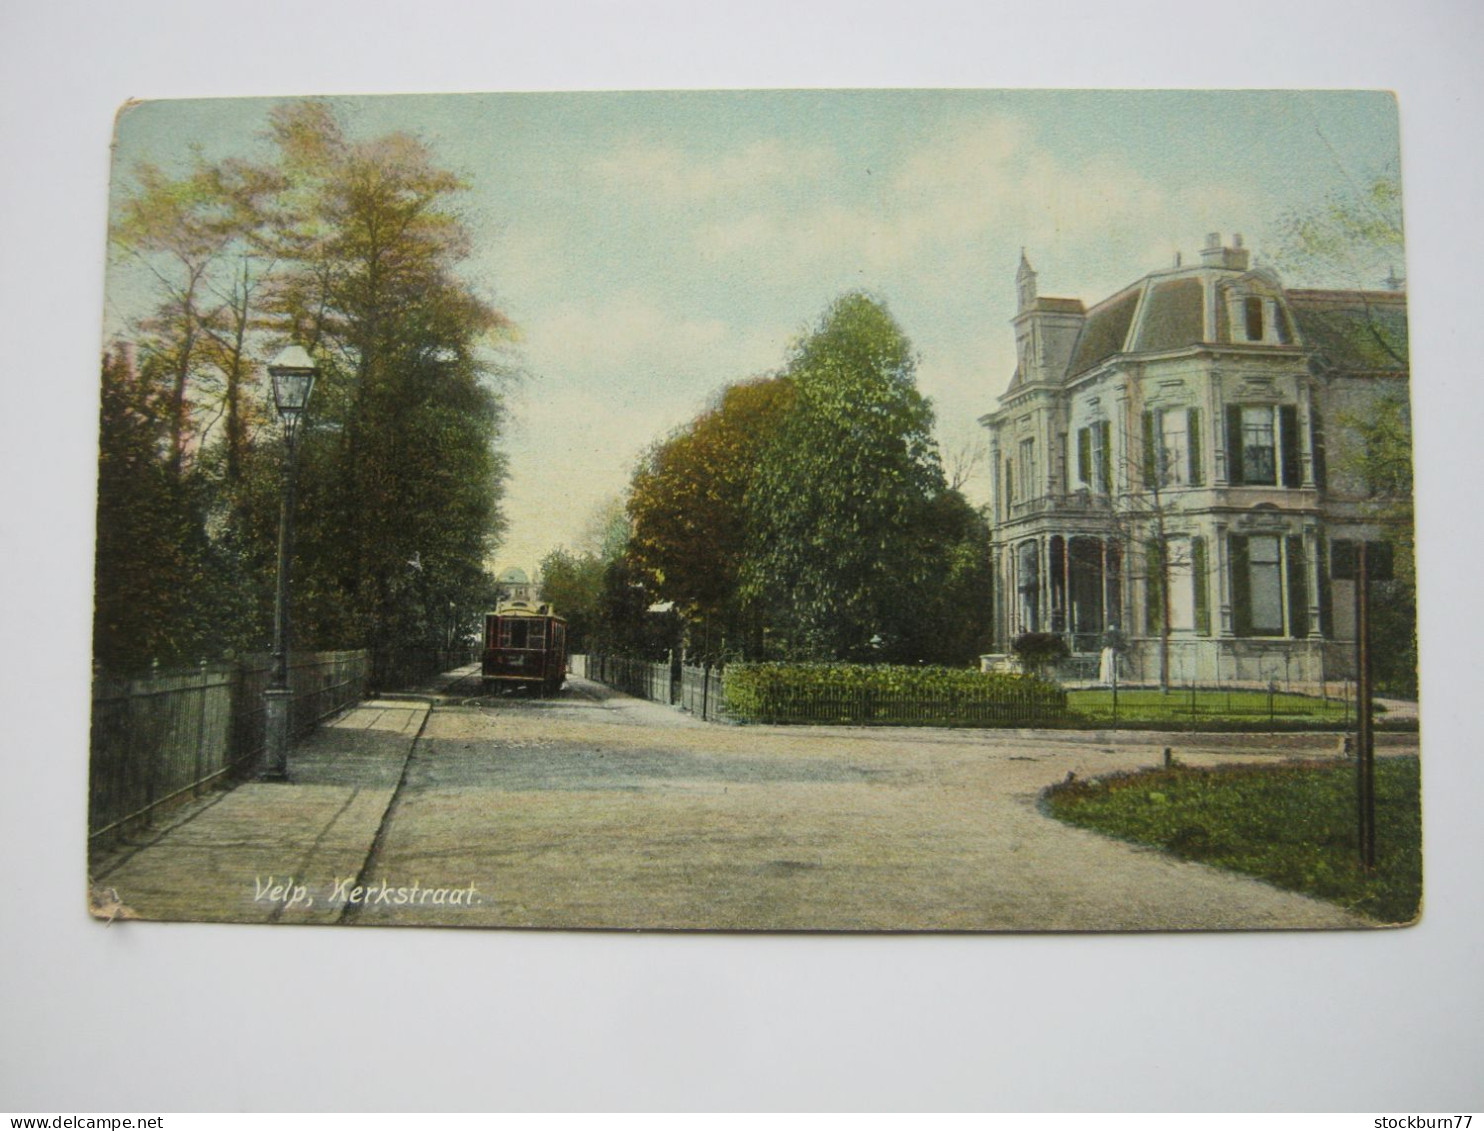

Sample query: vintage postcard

[88,90,1418,931]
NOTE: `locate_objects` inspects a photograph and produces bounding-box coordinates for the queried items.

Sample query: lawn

[1065,687,1374,729]
[1042,756,1421,924]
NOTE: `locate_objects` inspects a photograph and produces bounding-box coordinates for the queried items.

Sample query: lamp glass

[272,369,315,416]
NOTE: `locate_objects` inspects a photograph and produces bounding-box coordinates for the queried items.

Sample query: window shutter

[1004,459,1013,508]
[1145,540,1164,634]
[1286,535,1309,638]
[1310,406,1327,490]
[1077,428,1092,487]
[1317,536,1333,638]
[1142,411,1157,487]
[1187,408,1203,486]
[1192,536,1210,636]
[1230,534,1251,637]
[1280,405,1302,487]
[1097,422,1112,493]
[1226,405,1245,484]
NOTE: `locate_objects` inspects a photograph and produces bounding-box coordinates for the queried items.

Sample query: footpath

[89,697,434,925]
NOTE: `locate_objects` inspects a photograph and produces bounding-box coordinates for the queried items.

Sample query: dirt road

[341,673,1380,931]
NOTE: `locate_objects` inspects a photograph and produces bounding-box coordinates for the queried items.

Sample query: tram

[481,601,567,695]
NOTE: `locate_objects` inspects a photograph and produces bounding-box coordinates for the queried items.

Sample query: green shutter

[1310,406,1327,490]
[1145,540,1164,634]
[1286,535,1309,638]
[1004,459,1013,508]
[1317,535,1333,638]
[1280,405,1302,487]
[1226,405,1245,484]
[1142,411,1157,487]
[1077,428,1092,487]
[1187,408,1203,486]
[1098,422,1112,493]
[1192,536,1210,636]
[1230,534,1251,637]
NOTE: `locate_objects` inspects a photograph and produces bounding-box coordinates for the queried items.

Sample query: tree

[257,101,513,657]
[739,293,948,661]
[1276,172,1414,696]
[1347,394,1416,697]
[627,375,794,657]
[98,100,513,675]
[92,347,216,672]
[538,547,605,651]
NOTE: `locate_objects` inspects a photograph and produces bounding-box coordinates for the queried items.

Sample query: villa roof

[1286,288,1409,372]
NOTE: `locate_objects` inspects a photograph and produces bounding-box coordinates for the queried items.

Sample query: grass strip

[1043,756,1421,924]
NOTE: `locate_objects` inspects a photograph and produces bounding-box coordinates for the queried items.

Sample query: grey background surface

[2,0,1480,1112]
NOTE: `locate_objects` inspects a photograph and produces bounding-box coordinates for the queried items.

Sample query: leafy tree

[627,375,794,657]
[92,347,216,672]
[1348,395,1416,697]
[898,489,996,666]
[1275,172,1414,696]
[97,100,513,677]
[538,547,606,651]
[254,101,512,658]
[739,293,947,661]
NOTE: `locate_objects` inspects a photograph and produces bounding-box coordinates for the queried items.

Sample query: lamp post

[262,344,318,780]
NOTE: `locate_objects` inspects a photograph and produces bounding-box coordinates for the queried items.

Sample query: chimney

[1200,232,1250,271]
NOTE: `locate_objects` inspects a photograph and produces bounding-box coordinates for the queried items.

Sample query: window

[1019,438,1036,499]
[1226,405,1302,487]
[1229,533,1309,638]
[1247,535,1284,634]
[1244,296,1265,341]
[1142,408,1203,488]
[1160,411,1188,485]
[1144,537,1204,634]
[498,619,544,649]
[1242,407,1277,484]
[1076,421,1112,493]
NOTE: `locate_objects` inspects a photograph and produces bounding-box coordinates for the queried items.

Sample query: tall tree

[111,156,243,477]
[261,101,513,656]
[739,293,947,661]
[627,375,794,656]
[1275,172,1414,695]
[92,347,215,672]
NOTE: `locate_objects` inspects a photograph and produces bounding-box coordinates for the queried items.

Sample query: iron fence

[578,653,676,704]
[371,645,480,692]
[89,650,368,843]
[679,663,728,722]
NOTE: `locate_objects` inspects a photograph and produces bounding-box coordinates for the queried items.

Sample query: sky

[105,89,1402,576]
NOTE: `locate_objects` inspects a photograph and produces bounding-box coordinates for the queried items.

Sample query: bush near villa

[723,663,1067,726]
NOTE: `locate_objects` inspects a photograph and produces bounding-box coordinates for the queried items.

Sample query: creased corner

[89,884,140,925]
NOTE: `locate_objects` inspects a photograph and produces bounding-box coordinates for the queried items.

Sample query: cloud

[522,290,778,396]
[590,137,837,205]
[673,113,1267,304]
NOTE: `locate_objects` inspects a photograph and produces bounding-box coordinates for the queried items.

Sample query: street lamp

[262,344,318,780]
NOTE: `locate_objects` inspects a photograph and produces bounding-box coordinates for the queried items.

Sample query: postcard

[88,90,1417,930]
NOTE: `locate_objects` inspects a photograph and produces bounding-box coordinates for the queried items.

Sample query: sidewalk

[89,698,429,925]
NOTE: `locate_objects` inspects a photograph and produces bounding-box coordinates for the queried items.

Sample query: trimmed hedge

[722,663,1067,726]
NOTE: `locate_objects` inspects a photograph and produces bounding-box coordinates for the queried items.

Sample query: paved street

[91,667,1410,931]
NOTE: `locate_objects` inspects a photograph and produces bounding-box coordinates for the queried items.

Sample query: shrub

[721,662,1066,726]
[1012,632,1070,677]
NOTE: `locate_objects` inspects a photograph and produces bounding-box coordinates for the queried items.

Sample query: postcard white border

[3,0,1481,1112]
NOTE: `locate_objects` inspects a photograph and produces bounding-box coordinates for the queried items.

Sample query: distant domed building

[496,566,536,605]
